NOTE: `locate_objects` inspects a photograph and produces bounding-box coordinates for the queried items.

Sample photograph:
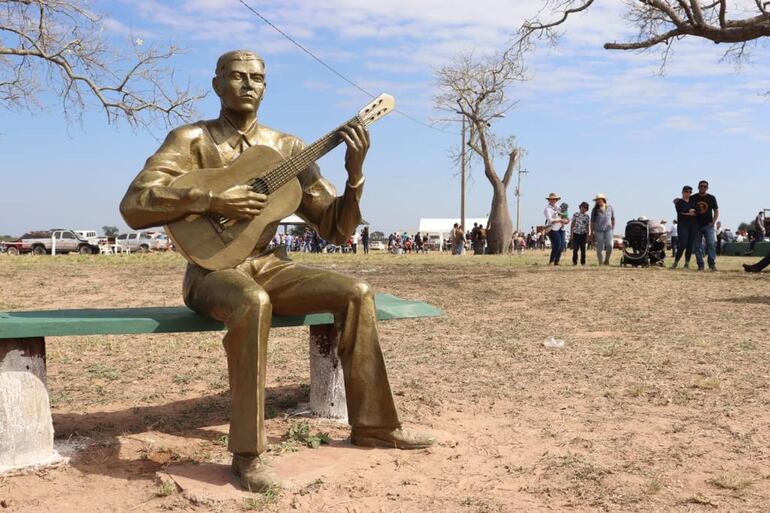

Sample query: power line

[236,0,456,135]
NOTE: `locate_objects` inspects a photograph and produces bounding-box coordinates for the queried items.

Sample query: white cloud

[116,0,768,141]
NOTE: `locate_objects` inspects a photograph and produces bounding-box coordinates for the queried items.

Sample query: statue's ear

[212,76,220,97]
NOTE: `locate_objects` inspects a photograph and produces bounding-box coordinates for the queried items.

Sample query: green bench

[0,294,441,474]
[721,241,770,257]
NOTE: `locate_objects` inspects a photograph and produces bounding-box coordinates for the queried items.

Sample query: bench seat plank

[0,293,441,339]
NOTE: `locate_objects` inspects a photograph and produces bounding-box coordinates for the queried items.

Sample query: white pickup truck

[19,229,99,255]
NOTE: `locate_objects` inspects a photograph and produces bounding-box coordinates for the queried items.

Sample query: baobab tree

[0,0,203,127]
[517,0,770,66]
[435,51,524,254]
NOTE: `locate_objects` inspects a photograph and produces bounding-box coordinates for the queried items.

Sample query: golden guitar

[165,93,395,271]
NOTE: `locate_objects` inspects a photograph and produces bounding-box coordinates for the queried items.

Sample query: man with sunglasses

[692,180,719,271]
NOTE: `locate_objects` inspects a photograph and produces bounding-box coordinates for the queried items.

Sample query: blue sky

[1,0,768,237]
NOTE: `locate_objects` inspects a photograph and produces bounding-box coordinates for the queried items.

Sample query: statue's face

[214,59,265,113]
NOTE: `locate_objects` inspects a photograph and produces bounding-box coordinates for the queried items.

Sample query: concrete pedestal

[308,325,348,421]
[0,338,58,474]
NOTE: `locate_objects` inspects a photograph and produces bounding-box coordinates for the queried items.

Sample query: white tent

[279,214,306,225]
[418,217,488,250]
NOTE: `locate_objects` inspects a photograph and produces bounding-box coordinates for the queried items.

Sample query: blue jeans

[695,224,717,267]
[548,230,565,264]
[595,230,613,264]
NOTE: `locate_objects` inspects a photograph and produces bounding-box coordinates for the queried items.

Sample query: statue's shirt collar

[209,114,260,149]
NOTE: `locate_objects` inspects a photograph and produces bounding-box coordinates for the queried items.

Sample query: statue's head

[213,50,266,114]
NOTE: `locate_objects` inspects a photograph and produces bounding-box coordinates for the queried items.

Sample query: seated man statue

[120,50,434,491]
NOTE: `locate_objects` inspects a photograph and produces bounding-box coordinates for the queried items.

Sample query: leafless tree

[435,51,525,254]
[517,0,770,66]
[0,0,204,127]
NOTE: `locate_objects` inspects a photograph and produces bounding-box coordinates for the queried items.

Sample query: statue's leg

[184,266,271,456]
[257,259,400,431]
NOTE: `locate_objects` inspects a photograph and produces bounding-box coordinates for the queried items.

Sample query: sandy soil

[1,251,769,512]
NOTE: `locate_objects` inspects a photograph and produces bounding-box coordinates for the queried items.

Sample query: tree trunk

[486,182,514,254]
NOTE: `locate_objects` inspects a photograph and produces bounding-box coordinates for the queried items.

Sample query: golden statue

[120,50,434,491]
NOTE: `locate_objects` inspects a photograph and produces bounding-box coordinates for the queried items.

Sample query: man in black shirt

[692,180,719,271]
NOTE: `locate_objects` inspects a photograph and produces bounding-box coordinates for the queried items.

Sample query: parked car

[15,229,98,255]
[115,231,170,253]
[369,241,385,250]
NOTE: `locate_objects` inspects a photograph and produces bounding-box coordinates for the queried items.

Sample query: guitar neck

[250,116,358,194]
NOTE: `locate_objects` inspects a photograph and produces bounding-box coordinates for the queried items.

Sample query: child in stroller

[620,217,666,267]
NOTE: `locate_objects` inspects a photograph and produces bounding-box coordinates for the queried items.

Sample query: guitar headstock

[357,93,396,126]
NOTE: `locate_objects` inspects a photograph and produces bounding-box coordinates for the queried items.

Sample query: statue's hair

[215,50,265,76]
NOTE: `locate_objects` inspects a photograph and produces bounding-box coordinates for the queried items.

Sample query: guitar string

[249,131,336,192]
[217,115,364,225]
[220,130,343,226]
[249,117,356,193]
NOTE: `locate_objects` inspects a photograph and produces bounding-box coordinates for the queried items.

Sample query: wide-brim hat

[593,193,607,202]
[545,192,561,200]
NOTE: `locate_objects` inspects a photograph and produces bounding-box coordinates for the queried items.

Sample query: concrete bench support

[308,325,347,420]
[0,338,57,474]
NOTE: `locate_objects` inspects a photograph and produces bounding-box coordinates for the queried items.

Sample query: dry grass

[1,250,770,512]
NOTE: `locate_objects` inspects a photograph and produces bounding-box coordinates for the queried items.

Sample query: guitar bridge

[207,216,235,243]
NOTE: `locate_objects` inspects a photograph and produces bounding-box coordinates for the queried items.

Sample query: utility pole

[459,113,466,231]
[514,162,529,234]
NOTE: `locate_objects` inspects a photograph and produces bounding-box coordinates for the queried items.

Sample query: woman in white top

[544,192,568,265]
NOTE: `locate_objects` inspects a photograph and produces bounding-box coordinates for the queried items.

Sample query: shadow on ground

[51,384,308,482]
[718,295,770,305]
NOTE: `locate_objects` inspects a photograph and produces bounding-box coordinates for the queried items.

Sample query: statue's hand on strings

[340,122,369,185]
[210,185,267,219]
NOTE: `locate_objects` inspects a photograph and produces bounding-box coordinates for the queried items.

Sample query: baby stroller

[620,218,666,267]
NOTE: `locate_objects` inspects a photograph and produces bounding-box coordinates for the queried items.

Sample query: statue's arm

[294,139,363,245]
[120,126,212,229]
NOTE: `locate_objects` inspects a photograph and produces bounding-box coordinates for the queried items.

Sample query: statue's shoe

[231,454,281,492]
[351,427,436,449]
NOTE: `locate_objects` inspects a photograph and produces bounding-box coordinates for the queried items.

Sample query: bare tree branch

[0,0,205,128]
[523,0,595,32]
[502,148,519,188]
[515,0,770,66]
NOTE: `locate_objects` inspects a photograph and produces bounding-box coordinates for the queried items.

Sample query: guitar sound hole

[251,178,270,195]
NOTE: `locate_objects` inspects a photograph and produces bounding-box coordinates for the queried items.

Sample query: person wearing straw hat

[544,192,568,265]
[590,193,615,265]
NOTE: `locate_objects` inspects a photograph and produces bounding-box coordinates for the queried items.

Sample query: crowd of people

[271,226,371,253]
[268,182,768,273]
[541,180,768,272]
[542,191,616,266]
[386,231,430,253]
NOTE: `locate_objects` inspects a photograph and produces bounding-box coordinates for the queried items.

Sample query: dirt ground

[1,250,769,512]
